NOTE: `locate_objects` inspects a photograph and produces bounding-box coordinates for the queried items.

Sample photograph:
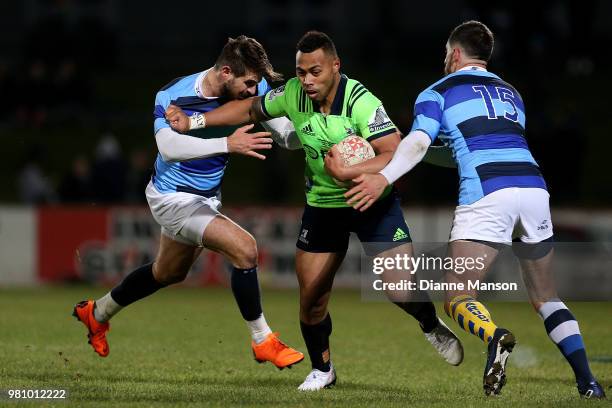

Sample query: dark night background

[2,0,611,207]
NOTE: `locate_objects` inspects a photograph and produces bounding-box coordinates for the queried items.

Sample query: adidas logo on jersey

[301,124,315,136]
[392,228,408,242]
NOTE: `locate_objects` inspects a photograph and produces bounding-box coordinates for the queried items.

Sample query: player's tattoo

[250,97,268,122]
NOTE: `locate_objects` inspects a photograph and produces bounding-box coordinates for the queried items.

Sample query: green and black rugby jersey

[261,75,397,208]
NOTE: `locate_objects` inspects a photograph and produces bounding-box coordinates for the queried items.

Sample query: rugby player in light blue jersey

[346,21,605,399]
[72,36,304,370]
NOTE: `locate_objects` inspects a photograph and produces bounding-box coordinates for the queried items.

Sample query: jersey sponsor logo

[465,302,490,322]
[301,123,315,136]
[267,85,285,101]
[392,227,408,242]
[368,106,392,133]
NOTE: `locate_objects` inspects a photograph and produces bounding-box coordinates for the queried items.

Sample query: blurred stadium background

[2,0,612,286]
[1,1,611,405]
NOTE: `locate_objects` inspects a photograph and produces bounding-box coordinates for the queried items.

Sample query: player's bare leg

[74,212,303,368]
[201,214,304,369]
[296,249,344,391]
[379,242,463,365]
[517,244,605,399]
[444,240,516,396]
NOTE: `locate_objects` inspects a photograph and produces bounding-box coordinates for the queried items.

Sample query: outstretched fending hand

[226,124,273,160]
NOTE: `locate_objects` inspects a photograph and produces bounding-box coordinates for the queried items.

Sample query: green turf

[0,286,610,407]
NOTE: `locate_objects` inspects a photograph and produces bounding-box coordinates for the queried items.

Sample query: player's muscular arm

[167,97,270,133]
[203,96,270,126]
[324,131,401,181]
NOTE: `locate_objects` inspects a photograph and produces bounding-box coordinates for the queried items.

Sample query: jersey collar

[313,74,348,116]
[195,68,219,99]
[458,65,488,72]
[330,74,348,115]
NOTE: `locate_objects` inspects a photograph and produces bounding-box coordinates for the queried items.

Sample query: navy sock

[539,301,595,387]
[393,288,438,333]
[300,314,332,372]
[110,263,166,307]
[231,267,263,321]
[395,301,438,333]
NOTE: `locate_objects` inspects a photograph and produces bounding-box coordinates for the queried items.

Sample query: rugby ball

[332,135,375,186]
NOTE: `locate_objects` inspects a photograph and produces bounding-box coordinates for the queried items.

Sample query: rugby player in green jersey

[166,31,463,391]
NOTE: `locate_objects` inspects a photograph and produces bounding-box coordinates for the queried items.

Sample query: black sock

[300,313,332,372]
[394,290,438,333]
[110,263,166,307]
[231,267,262,321]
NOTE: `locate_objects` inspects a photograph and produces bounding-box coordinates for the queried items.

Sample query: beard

[221,81,237,100]
[222,78,256,100]
[444,59,452,76]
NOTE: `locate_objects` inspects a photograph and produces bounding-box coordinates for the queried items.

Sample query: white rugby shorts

[450,187,553,244]
[145,181,221,246]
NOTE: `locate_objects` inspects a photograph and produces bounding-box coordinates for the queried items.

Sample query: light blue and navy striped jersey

[411,66,546,205]
[152,69,271,196]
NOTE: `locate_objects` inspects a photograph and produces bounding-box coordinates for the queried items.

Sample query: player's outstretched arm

[378,130,431,183]
[155,124,272,162]
[155,127,229,162]
[167,97,270,133]
[344,130,431,211]
[161,104,272,161]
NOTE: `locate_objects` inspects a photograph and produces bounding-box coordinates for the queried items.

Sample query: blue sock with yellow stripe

[538,301,595,388]
[445,295,498,344]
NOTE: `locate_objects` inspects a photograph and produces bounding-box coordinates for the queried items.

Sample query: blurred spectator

[58,155,94,203]
[91,133,127,203]
[18,146,56,205]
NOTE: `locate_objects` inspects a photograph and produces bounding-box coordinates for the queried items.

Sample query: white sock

[247,314,273,344]
[93,292,123,323]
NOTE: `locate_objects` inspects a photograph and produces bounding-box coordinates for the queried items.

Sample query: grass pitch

[0,286,610,407]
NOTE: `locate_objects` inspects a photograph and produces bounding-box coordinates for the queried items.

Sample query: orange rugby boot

[252,332,304,369]
[72,300,110,357]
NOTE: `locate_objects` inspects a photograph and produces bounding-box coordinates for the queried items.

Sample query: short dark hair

[214,35,283,83]
[296,31,338,57]
[448,20,494,62]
